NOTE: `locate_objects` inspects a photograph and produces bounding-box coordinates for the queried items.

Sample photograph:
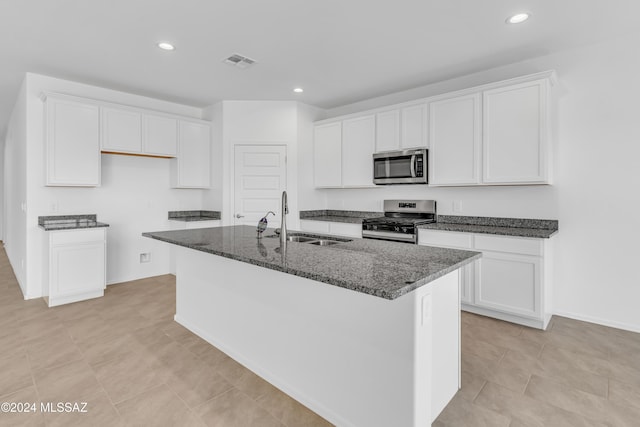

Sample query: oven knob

[373,225,378,230]
[394,226,400,232]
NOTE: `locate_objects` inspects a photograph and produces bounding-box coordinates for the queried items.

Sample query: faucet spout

[280,191,288,246]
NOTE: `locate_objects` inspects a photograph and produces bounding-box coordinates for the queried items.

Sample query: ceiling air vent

[223,53,257,69]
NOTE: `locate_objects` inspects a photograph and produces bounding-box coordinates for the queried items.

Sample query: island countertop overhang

[143,225,481,300]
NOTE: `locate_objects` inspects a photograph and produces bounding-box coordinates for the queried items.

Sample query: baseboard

[461,304,547,330]
[552,310,640,334]
[174,314,352,427]
[106,272,173,286]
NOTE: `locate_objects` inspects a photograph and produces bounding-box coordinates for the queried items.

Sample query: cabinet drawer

[474,234,542,256]
[50,228,106,246]
[418,229,473,249]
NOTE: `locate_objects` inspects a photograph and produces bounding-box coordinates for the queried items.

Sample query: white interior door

[233,145,287,227]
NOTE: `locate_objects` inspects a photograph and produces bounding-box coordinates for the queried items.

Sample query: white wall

[313,33,640,332]
[0,138,4,241]
[3,78,28,292]
[296,102,326,211]
[202,102,223,212]
[218,100,309,230]
[15,73,207,298]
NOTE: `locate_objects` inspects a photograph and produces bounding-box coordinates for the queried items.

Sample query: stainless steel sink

[266,232,351,245]
[287,236,316,243]
[309,240,339,246]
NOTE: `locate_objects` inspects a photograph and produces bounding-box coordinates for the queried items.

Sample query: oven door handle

[410,154,416,178]
[362,230,416,243]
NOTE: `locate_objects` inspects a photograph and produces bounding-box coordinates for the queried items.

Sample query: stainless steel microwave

[373,148,428,184]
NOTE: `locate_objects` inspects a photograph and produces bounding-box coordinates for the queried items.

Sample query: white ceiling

[1,0,640,138]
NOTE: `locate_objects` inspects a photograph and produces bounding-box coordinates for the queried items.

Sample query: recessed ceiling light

[293,88,304,93]
[157,42,175,51]
[506,13,530,24]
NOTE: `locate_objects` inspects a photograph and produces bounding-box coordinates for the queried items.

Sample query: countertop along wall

[18,73,208,298]
[308,32,640,332]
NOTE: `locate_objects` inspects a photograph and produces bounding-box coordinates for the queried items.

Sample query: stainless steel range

[362,200,436,244]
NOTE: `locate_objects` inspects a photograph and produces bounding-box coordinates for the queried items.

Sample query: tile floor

[1,243,639,426]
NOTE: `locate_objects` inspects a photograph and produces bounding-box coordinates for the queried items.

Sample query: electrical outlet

[453,200,463,213]
[140,253,151,263]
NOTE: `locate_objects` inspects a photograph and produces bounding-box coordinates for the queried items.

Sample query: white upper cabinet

[342,115,375,187]
[374,103,427,152]
[313,115,376,188]
[45,95,101,187]
[171,120,211,188]
[102,107,178,158]
[429,93,481,185]
[101,107,142,154]
[375,110,400,152]
[312,71,555,189]
[143,114,178,157]
[313,122,343,187]
[430,73,553,186]
[400,103,428,149]
[482,80,549,184]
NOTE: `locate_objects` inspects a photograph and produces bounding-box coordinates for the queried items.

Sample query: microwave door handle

[410,154,417,177]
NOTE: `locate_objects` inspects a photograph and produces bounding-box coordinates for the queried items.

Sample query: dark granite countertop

[39,215,109,231]
[418,215,558,238]
[143,225,480,300]
[168,210,221,222]
[300,209,382,224]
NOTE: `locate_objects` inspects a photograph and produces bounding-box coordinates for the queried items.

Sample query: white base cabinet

[419,229,553,329]
[170,220,221,230]
[299,220,362,238]
[43,228,106,307]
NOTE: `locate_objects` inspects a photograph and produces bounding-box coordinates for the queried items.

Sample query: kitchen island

[143,225,480,426]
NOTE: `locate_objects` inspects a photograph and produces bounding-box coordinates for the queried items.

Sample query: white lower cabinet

[419,229,552,329]
[299,220,362,238]
[476,251,541,319]
[170,220,221,230]
[44,228,106,307]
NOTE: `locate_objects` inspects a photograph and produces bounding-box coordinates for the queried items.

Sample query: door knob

[235,213,245,218]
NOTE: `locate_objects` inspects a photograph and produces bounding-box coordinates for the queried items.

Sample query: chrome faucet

[279,191,288,246]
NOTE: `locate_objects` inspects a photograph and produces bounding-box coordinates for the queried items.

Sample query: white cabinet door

[483,80,548,184]
[375,109,400,152]
[401,103,428,149]
[101,107,142,153]
[48,228,106,307]
[313,122,342,187]
[429,93,481,185]
[143,114,177,157]
[172,120,211,188]
[475,251,541,319]
[45,96,101,186]
[342,115,375,187]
